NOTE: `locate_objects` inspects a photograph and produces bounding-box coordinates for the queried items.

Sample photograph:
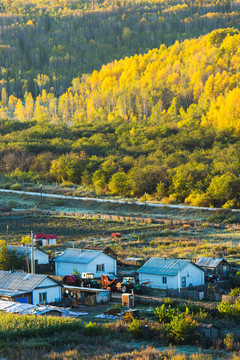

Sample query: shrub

[10,183,21,190]
[0,182,11,189]
[60,181,74,188]
[224,333,234,351]
[166,313,197,343]
[84,322,102,337]
[217,300,240,320]
[154,304,177,323]
[230,288,240,297]
[127,318,144,339]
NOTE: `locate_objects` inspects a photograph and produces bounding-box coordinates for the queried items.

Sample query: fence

[2,208,240,231]
[166,288,204,301]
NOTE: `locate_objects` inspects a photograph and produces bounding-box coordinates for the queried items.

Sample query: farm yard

[1,192,240,359]
[0,211,240,263]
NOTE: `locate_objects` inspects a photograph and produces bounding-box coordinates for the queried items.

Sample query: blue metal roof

[137,258,195,276]
[196,257,226,268]
[54,248,102,264]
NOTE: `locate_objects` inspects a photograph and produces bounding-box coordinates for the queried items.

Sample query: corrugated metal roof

[55,248,102,264]
[8,246,48,257]
[0,300,63,315]
[137,258,194,276]
[196,257,225,268]
[0,289,28,297]
[0,271,48,292]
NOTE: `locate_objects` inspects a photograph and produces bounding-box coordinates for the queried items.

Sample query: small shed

[197,323,221,340]
[55,248,117,277]
[137,258,205,290]
[63,285,111,305]
[195,257,231,277]
[34,233,57,246]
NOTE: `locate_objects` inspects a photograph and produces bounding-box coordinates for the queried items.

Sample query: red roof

[45,234,57,240]
[34,233,45,240]
[34,233,57,240]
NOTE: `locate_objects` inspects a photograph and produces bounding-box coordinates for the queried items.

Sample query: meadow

[0,196,240,263]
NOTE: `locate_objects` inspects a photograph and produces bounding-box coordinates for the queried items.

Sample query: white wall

[42,239,57,246]
[32,277,62,305]
[55,261,89,276]
[33,249,49,265]
[139,263,205,290]
[86,253,117,277]
[55,253,117,277]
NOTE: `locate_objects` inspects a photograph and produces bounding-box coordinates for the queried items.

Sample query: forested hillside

[1,28,240,208]
[0,0,239,97]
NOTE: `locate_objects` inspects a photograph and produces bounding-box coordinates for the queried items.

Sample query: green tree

[0,240,10,270]
[108,172,128,195]
[92,170,107,196]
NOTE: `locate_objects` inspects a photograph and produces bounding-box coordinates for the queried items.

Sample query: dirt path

[0,188,236,213]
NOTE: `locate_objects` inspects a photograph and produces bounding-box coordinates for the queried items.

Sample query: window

[181,276,186,287]
[39,292,47,304]
[162,276,167,284]
[96,264,104,272]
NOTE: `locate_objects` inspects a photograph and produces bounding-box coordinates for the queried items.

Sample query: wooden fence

[1,208,240,230]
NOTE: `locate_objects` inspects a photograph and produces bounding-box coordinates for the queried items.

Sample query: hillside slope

[0,0,240,97]
[1,29,240,208]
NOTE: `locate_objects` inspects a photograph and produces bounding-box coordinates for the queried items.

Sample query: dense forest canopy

[0,0,239,97]
[1,1,240,207]
[1,27,240,208]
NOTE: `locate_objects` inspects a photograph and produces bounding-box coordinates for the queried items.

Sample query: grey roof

[0,289,28,297]
[196,257,227,268]
[8,246,48,257]
[0,271,50,292]
[137,258,203,276]
[55,248,102,264]
[0,300,63,316]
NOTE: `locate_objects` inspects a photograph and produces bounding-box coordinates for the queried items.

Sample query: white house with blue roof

[0,271,62,305]
[137,258,205,289]
[55,248,117,277]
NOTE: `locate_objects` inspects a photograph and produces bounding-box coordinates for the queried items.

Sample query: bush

[127,318,144,339]
[10,183,21,190]
[217,300,240,320]
[166,313,197,343]
[0,182,11,189]
[230,288,240,297]
[224,333,234,351]
[84,322,102,337]
[154,304,177,323]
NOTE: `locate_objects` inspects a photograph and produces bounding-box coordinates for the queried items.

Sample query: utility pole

[177,262,181,299]
[31,231,35,274]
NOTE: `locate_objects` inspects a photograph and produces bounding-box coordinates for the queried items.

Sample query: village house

[8,245,49,265]
[195,257,231,278]
[137,258,205,290]
[0,271,62,305]
[34,233,57,246]
[55,248,117,277]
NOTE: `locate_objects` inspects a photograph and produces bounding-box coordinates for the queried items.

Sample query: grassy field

[0,302,240,360]
[0,211,240,263]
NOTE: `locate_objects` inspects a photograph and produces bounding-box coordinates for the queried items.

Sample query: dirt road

[0,188,234,213]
